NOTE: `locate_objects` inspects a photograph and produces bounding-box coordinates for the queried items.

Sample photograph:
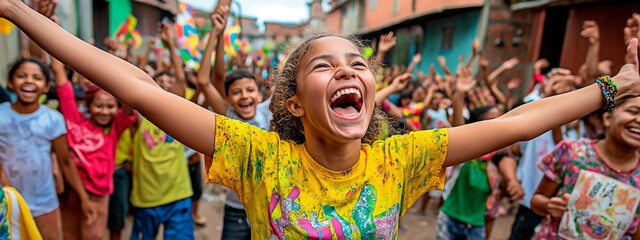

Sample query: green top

[441,159,491,226]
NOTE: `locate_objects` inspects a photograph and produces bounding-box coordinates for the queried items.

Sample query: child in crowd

[531,96,640,238]
[4,1,640,239]
[127,22,194,239]
[109,128,133,240]
[436,106,522,239]
[51,43,136,239]
[436,70,523,239]
[196,8,265,238]
[0,57,97,240]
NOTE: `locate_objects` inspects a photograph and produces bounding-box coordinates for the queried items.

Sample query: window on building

[441,25,455,51]
[393,0,399,13]
[350,3,355,16]
[370,0,376,10]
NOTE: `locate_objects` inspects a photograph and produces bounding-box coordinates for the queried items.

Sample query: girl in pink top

[51,53,136,239]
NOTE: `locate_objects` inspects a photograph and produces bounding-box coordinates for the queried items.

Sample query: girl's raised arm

[197,7,229,115]
[444,39,640,167]
[1,0,217,156]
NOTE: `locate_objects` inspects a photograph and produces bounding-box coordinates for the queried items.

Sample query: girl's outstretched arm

[444,39,640,167]
[2,0,217,156]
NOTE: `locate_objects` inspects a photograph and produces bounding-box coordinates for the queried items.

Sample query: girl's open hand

[501,57,519,70]
[581,20,599,45]
[378,32,396,53]
[613,38,639,102]
[389,73,412,92]
[507,78,522,90]
[81,198,99,225]
[624,13,640,46]
[547,193,571,218]
[455,67,476,92]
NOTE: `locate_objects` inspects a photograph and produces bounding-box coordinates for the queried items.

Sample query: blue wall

[419,9,480,76]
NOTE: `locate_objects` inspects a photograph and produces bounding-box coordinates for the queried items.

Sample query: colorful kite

[175,2,202,69]
[223,25,241,57]
[254,48,267,67]
[115,15,142,48]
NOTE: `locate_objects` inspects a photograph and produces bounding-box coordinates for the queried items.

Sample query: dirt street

[110,185,517,240]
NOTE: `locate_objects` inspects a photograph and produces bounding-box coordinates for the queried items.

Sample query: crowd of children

[0,0,640,239]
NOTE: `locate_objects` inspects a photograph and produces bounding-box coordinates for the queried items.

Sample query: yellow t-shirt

[130,118,192,208]
[207,115,448,239]
[115,128,132,165]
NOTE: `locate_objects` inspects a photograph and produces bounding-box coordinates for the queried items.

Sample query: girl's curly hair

[269,32,385,145]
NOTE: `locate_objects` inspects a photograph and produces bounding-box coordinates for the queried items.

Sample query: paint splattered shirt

[207,115,448,239]
[537,139,640,239]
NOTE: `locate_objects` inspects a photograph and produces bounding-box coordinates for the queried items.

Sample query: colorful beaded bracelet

[595,76,618,111]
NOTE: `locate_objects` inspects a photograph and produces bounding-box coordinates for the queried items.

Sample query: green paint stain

[353,184,376,240]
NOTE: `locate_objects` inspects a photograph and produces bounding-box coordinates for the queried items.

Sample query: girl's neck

[595,136,639,172]
[304,134,362,171]
[11,101,40,114]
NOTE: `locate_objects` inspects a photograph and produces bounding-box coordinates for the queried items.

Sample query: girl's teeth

[330,88,362,103]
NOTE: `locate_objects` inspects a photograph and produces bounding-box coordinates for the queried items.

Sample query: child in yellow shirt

[5,1,640,238]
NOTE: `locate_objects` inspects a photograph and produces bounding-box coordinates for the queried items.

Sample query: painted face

[605,98,640,148]
[226,78,263,120]
[294,36,375,142]
[88,91,119,127]
[155,74,175,92]
[7,62,49,106]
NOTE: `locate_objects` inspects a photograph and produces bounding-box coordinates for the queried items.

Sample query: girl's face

[89,91,119,127]
[604,97,640,148]
[293,37,376,142]
[7,62,49,106]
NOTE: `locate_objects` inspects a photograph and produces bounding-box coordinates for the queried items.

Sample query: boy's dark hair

[224,69,257,95]
[399,89,413,100]
[153,71,174,80]
[467,105,497,124]
[434,89,446,96]
[8,57,53,84]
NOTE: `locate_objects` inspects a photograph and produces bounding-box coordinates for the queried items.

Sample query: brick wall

[481,0,538,98]
[264,22,305,42]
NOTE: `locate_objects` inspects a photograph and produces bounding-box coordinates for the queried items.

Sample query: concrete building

[326,0,638,100]
[235,16,266,50]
